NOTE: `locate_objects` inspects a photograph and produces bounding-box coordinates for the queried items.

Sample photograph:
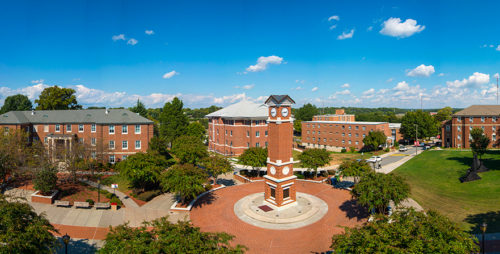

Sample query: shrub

[136,190,162,202]
[85,199,95,205]
[384,148,390,152]
[394,141,399,148]
[349,147,356,153]
[321,171,329,177]
[341,148,347,153]
[327,170,336,175]
[110,196,123,206]
[33,167,58,195]
[294,172,305,179]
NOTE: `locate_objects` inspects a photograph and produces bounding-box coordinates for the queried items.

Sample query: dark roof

[0,109,153,125]
[265,95,295,105]
[453,105,500,116]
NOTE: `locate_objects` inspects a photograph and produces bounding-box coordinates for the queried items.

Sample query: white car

[399,146,408,152]
[366,156,382,163]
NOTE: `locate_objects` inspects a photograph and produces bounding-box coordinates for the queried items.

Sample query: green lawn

[100,174,132,194]
[393,150,500,233]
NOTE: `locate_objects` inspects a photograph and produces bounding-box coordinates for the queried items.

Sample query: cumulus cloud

[145,30,154,35]
[311,87,318,92]
[497,45,500,51]
[328,89,351,99]
[328,15,339,21]
[380,18,425,38]
[31,79,44,84]
[367,26,373,31]
[407,64,435,77]
[246,55,283,72]
[162,70,178,79]
[234,84,255,90]
[341,83,350,88]
[329,25,337,30]
[337,29,354,40]
[292,86,303,90]
[446,72,489,88]
[112,34,125,41]
[438,73,445,77]
[127,38,138,45]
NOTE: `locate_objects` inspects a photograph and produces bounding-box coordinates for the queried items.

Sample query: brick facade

[441,115,499,148]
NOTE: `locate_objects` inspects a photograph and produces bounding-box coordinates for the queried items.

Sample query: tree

[159,97,189,145]
[99,217,246,254]
[129,99,148,118]
[0,130,30,192]
[400,110,439,140]
[116,152,172,191]
[238,147,267,176]
[0,94,33,114]
[470,128,490,160]
[33,167,58,195]
[0,196,59,253]
[293,120,302,134]
[294,103,318,121]
[352,172,409,215]
[172,135,208,165]
[202,155,233,184]
[434,106,453,122]
[160,164,207,204]
[148,136,173,160]
[35,86,82,110]
[362,130,387,151]
[331,209,479,253]
[298,149,331,178]
[338,160,372,184]
[186,121,206,143]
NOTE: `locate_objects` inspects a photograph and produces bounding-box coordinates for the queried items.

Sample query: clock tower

[264,95,296,210]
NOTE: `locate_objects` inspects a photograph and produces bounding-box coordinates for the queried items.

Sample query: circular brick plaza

[190,181,368,254]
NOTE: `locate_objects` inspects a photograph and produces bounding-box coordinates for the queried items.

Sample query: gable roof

[206,100,268,119]
[0,109,153,125]
[453,105,500,116]
[265,95,295,105]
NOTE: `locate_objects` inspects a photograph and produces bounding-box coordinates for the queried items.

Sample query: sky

[0,0,499,109]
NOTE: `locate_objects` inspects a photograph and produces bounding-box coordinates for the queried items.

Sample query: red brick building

[0,109,154,163]
[441,105,500,148]
[207,100,269,156]
[312,109,355,122]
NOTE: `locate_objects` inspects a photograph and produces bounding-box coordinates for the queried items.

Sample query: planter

[31,190,59,204]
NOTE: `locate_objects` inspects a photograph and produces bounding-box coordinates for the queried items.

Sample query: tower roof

[265,95,295,106]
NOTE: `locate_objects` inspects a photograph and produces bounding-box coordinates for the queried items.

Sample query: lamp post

[481,222,487,254]
[62,233,70,254]
[414,124,418,155]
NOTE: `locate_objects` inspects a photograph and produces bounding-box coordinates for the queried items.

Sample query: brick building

[312,109,355,122]
[441,105,500,148]
[301,111,402,151]
[207,100,268,156]
[0,109,154,163]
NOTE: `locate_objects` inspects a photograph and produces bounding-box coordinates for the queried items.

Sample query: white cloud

[295,80,305,84]
[438,73,445,77]
[127,38,138,45]
[337,29,354,40]
[328,89,352,99]
[341,83,350,88]
[380,17,425,38]
[494,73,499,79]
[407,64,435,77]
[234,84,255,90]
[446,72,490,88]
[292,86,303,90]
[145,30,154,35]
[328,15,339,21]
[367,26,373,31]
[246,55,284,72]
[112,34,125,41]
[162,70,178,79]
[497,45,500,51]
[387,78,393,82]
[329,25,337,30]
[311,87,318,92]
[31,79,44,84]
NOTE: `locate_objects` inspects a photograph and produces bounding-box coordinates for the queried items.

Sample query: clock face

[282,166,290,175]
[281,107,289,117]
[270,108,277,117]
[270,166,276,175]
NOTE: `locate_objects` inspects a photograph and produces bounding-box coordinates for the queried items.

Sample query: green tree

[0,196,59,253]
[202,155,233,184]
[338,160,372,184]
[238,147,267,176]
[298,149,331,178]
[159,97,189,145]
[99,217,246,254]
[160,164,207,204]
[470,128,490,160]
[331,209,479,253]
[172,135,208,165]
[116,152,172,191]
[0,130,30,192]
[33,167,58,195]
[130,99,148,118]
[0,94,33,114]
[400,110,439,140]
[352,172,410,214]
[148,136,173,160]
[186,121,206,143]
[434,106,453,122]
[35,86,82,110]
[293,119,302,134]
[362,130,387,151]
[294,103,318,121]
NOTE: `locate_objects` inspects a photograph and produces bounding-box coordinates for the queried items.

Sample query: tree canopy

[400,110,439,140]
[338,160,372,184]
[470,128,490,159]
[362,130,387,151]
[331,209,479,253]
[186,122,206,143]
[35,86,82,110]
[116,152,172,191]
[99,217,246,254]
[238,147,267,169]
[202,155,233,183]
[33,167,58,195]
[172,135,208,165]
[129,99,148,118]
[159,97,189,145]
[160,164,207,204]
[298,149,331,177]
[294,103,318,121]
[434,106,453,122]
[0,94,33,114]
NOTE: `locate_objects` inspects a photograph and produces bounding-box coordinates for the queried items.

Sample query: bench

[74,201,90,208]
[95,202,111,209]
[54,200,71,207]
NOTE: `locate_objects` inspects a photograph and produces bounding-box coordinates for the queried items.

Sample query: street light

[414,124,418,156]
[481,222,487,254]
[62,233,70,254]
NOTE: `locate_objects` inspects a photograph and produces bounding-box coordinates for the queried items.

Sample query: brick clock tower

[264,95,297,210]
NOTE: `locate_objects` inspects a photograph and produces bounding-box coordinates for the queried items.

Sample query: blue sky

[0,0,499,108]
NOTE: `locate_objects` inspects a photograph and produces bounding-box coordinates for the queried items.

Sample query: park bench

[74,201,90,209]
[54,200,71,207]
[95,202,111,209]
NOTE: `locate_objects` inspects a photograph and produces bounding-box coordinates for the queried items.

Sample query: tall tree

[160,164,207,204]
[202,155,233,184]
[159,97,189,145]
[338,160,373,184]
[116,152,172,191]
[293,120,302,134]
[129,99,148,118]
[298,149,331,178]
[238,147,267,176]
[186,122,206,143]
[331,209,479,253]
[0,130,30,192]
[400,110,439,140]
[434,106,453,122]
[0,94,33,114]
[470,128,490,160]
[172,135,208,165]
[35,86,81,110]
[362,130,387,151]
[294,103,318,121]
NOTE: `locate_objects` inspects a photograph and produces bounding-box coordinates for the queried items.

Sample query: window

[458,135,461,140]
[122,155,128,160]
[91,124,96,132]
[225,130,227,135]
[44,125,49,132]
[109,125,115,134]
[362,126,366,131]
[323,138,326,142]
[493,117,497,122]
[55,124,60,132]
[342,133,345,137]
[283,188,290,199]
[122,140,128,149]
[256,131,260,137]
[247,142,250,148]
[135,125,141,134]
[481,116,485,122]
[44,137,48,144]
[217,129,219,135]
[79,138,84,143]
[493,126,496,132]
[355,141,359,145]
[313,137,315,141]
[469,117,473,123]
[457,126,461,132]
[230,141,233,146]
[109,140,115,149]
[256,142,260,147]
[79,124,84,132]
[356,133,359,137]
[270,188,276,198]
[91,138,96,146]
[230,130,233,136]
[446,125,450,131]
[493,133,497,141]
[135,140,141,149]
[246,131,249,137]
[91,151,96,159]
[342,140,345,144]
[109,155,115,164]
[122,125,128,134]
[363,134,366,138]
[265,131,268,136]
[469,126,472,131]
[265,142,268,147]
[348,140,352,144]
[66,124,72,132]
[348,126,351,130]
[318,131,321,134]
[348,133,351,137]
[355,126,359,130]
[457,116,461,122]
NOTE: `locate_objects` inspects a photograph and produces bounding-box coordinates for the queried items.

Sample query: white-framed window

[481,116,485,122]
[44,137,48,144]
[493,126,497,132]
[265,142,268,147]
[246,131,249,137]
[109,125,115,134]
[323,138,326,142]
[256,142,260,147]
[342,133,345,137]
[469,117,473,123]
[79,138,84,143]
[457,126,461,132]
[230,130,233,136]
[109,155,115,164]
[44,125,49,132]
[355,126,359,130]
[122,125,128,134]
[79,124,84,132]
[348,140,351,144]
[225,130,227,135]
[256,131,260,137]
[342,140,345,144]
[363,134,366,138]
[91,137,96,146]
[318,131,321,135]
[493,134,497,141]
[313,137,315,141]
[91,124,96,132]
[135,125,141,134]
[458,135,461,140]
[109,140,115,149]
[362,126,366,131]
[247,142,250,148]
[493,117,497,122]
[469,126,472,131]
[355,141,359,145]
[265,131,268,136]
[55,124,60,132]
[457,116,461,122]
[91,151,96,159]
[122,140,128,149]
[135,140,141,149]
[66,124,72,132]
[122,155,128,160]
[348,133,351,137]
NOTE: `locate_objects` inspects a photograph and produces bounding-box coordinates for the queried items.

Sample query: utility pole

[497,76,499,105]
[415,124,418,155]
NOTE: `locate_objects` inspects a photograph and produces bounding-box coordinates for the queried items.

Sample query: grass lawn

[100,174,132,194]
[293,148,388,167]
[393,150,500,234]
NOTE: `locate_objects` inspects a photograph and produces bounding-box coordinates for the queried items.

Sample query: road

[381,146,424,167]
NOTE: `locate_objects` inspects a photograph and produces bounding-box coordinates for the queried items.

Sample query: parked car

[399,146,408,152]
[366,156,382,163]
